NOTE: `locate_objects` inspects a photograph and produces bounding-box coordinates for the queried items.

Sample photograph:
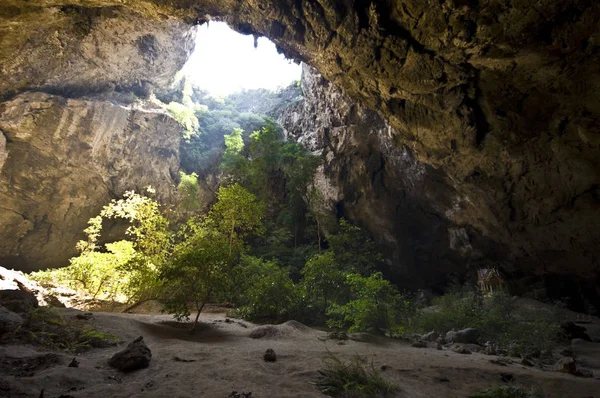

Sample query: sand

[0,308,598,398]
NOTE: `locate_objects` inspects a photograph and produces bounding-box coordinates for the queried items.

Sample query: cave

[1,1,599,396]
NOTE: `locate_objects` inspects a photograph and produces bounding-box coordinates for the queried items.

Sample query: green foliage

[19,307,120,352]
[233,256,299,321]
[328,219,383,276]
[315,353,398,397]
[177,171,202,212]
[220,128,248,179]
[470,385,545,398]
[300,251,348,323]
[209,183,265,254]
[160,218,233,331]
[31,190,172,308]
[167,101,200,140]
[32,240,135,300]
[327,273,407,335]
[408,289,562,354]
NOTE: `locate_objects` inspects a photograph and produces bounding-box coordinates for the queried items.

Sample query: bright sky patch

[182,22,302,96]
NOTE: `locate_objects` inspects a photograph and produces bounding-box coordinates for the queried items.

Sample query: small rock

[327,331,348,340]
[452,344,471,354]
[228,392,253,398]
[380,365,392,371]
[437,342,443,350]
[68,358,79,368]
[575,369,593,378]
[561,321,591,342]
[263,349,276,362]
[553,357,577,374]
[422,331,439,342]
[452,328,480,344]
[108,336,152,372]
[75,312,94,320]
[436,336,447,345]
[500,372,514,383]
[411,340,427,348]
[0,305,23,335]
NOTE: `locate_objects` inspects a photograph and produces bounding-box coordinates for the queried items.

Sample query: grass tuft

[18,307,120,352]
[314,353,398,397]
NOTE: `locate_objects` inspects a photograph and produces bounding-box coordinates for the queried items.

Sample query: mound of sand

[249,320,313,339]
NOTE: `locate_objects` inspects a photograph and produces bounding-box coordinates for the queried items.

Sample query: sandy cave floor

[0,308,598,398]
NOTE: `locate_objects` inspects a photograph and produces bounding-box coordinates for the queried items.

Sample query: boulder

[0,289,38,314]
[451,328,480,344]
[554,357,577,375]
[411,340,428,348]
[0,305,23,335]
[561,322,591,342]
[422,331,439,342]
[108,336,152,372]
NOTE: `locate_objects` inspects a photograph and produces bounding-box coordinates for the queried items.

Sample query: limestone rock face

[0,92,181,271]
[280,65,482,288]
[0,3,195,99]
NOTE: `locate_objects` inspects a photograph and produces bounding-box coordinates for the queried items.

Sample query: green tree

[300,251,348,323]
[209,183,265,255]
[233,255,299,321]
[327,272,405,335]
[31,189,172,311]
[220,127,248,180]
[328,218,382,275]
[167,101,199,140]
[98,189,173,310]
[160,218,232,331]
[177,171,202,212]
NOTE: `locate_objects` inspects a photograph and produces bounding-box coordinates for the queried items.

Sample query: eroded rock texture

[280,65,467,288]
[0,92,181,271]
[1,1,599,304]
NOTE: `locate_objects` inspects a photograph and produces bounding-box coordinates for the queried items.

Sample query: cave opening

[180,21,301,96]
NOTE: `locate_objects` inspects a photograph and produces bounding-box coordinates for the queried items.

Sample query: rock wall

[0,92,182,271]
[280,65,484,289]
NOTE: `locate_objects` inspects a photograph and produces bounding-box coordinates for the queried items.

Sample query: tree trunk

[190,290,212,332]
[122,298,153,313]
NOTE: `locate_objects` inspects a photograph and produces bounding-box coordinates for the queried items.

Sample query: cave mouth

[180,21,301,96]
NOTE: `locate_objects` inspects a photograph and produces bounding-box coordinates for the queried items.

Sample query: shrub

[233,256,299,322]
[327,273,407,336]
[314,353,398,397]
[407,289,562,353]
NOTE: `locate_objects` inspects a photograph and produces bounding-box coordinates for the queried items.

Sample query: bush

[233,256,299,322]
[327,273,408,336]
[408,289,562,354]
[470,385,545,398]
[315,353,398,397]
